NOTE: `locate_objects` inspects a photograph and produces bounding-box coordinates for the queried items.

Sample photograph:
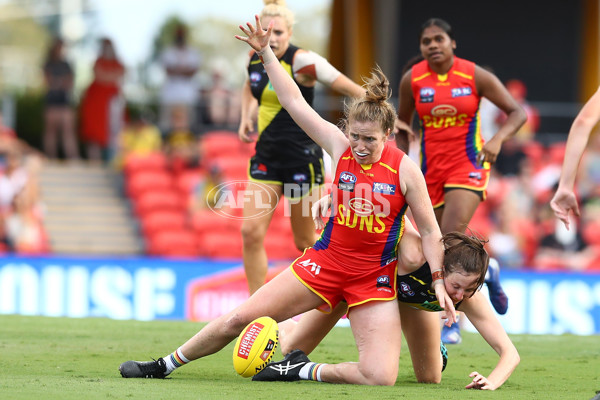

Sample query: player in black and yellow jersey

[238,0,364,294]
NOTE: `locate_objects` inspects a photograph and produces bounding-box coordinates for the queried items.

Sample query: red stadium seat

[123,152,169,176]
[147,229,198,257]
[126,170,174,200]
[141,210,187,238]
[134,190,185,217]
[201,131,246,160]
[198,231,243,258]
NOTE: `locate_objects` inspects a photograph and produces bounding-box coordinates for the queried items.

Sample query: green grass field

[1,315,598,400]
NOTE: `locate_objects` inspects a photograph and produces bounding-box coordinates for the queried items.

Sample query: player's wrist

[257,46,275,65]
[431,269,444,286]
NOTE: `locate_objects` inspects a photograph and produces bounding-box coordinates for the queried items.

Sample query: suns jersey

[411,57,485,176]
[247,44,321,167]
[397,262,463,312]
[313,145,408,267]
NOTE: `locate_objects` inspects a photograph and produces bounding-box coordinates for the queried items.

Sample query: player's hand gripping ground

[465,371,496,390]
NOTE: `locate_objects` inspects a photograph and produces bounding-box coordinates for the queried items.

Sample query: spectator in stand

[42,37,79,161]
[533,203,596,270]
[189,164,228,213]
[163,105,199,173]
[159,24,201,134]
[112,105,162,171]
[493,79,539,177]
[202,69,238,129]
[80,37,125,163]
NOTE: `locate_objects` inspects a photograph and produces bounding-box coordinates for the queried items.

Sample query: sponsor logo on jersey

[431,104,458,117]
[399,281,415,296]
[469,172,482,180]
[451,87,472,97]
[252,163,268,175]
[348,197,374,216]
[338,171,357,192]
[250,72,261,84]
[376,275,392,288]
[373,182,396,195]
[419,87,435,103]
[293,173,307,183]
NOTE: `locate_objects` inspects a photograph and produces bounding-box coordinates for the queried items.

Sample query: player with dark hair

[273,203,520,390]
[397,18,527,344]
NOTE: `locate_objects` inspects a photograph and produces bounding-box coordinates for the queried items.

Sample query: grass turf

[1,315,598,399]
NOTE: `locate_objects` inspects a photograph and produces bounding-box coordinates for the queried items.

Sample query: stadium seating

[123,152,169,176]
[146,229,199,257]
[126,170,174,200]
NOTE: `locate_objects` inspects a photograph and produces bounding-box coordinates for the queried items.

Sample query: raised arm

[236,16,349,160]
[551,86,600,229]
[460,291,520,390]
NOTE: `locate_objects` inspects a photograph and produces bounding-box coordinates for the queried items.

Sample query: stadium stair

[39,161,144,255]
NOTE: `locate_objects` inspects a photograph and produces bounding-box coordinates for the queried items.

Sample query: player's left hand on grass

[465,371,496,390]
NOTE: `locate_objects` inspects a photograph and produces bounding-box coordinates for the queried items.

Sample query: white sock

[163,347,191,374]
[299,362,326,381]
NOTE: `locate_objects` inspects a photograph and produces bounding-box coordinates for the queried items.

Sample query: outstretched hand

[550,187,579,230]
[235,15,273,53]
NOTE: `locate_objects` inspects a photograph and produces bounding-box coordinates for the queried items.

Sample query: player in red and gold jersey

[119,15,455,386]
[397,18,527,344]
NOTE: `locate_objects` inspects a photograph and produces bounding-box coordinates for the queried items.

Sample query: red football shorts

[425,164,489,208]
[290,247,398,313]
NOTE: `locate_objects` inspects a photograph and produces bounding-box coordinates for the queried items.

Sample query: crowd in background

[0,24,598,271]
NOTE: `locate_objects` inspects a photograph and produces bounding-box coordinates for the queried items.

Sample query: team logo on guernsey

[451,87,472,97]
[338,171,357,192]
[431,104,457,116]
[250,72,261,85]
[419,87,435,103]
[399,282,415,296]
[373,182,396,195]
[348,197,374,216]
[376,275,392,289]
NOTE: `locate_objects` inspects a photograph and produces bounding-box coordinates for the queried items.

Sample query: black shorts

[249,157,324,199]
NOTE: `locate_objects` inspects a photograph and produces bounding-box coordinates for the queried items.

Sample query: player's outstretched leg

[485,257,508,315]
[119,358,167,379]
[252,349,311,381]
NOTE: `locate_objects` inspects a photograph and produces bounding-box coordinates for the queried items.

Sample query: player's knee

[222,312,250,337]
[399,246,426,270]
[415,371,441,384]
[360,366,397,386]
[240,223,266,247]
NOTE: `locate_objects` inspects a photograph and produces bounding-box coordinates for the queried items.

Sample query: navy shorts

[249,157,325,199]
